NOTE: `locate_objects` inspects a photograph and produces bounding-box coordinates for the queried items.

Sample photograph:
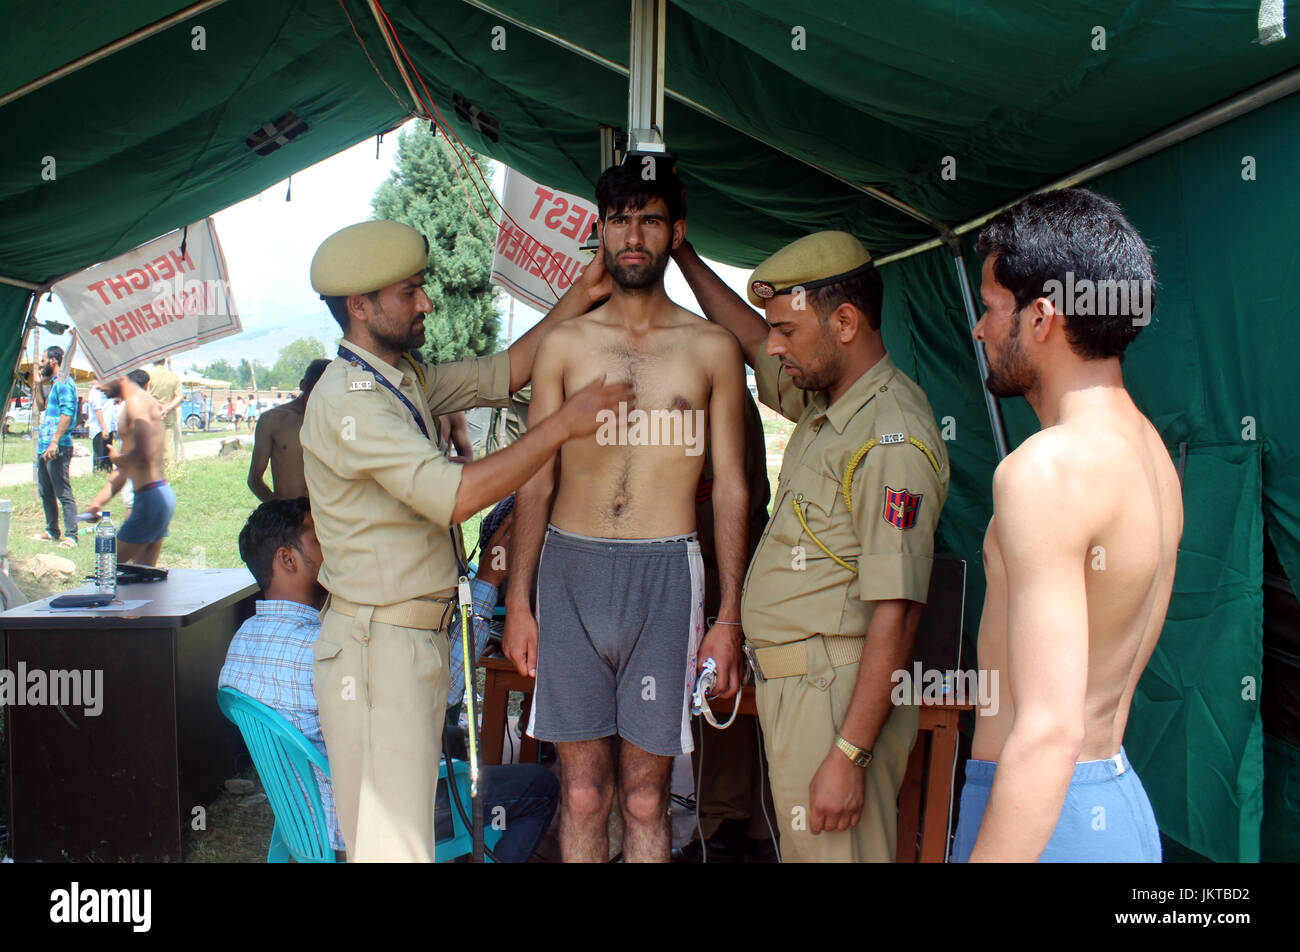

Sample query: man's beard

[785,330,842,392]
[984,318,1037,398]
[605,245,670,290]
[370,303,425,353]
[40,364,53,379]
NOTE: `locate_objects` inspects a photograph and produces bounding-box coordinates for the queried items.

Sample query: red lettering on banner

[540,245,562,286]
[153,255,175,280]
[147,301,162,329]
[126,268,150,290]
[544,198,569,230]
[560,205,588,241]
[114,313,134,341]
[87,280,111,305]
[529,242,547,278]
[127,306,150,337]
[107,275,131,300]
[529,187,554,220]
[89,324,111,348]
[171,249,195,274]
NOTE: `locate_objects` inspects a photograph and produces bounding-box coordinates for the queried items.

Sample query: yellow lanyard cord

[792,434,943,574]
[458,588,480,796]
[792,493,859,574]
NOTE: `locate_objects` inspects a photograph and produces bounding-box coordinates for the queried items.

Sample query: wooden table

[2,568,257,861]
[477,654,972,862]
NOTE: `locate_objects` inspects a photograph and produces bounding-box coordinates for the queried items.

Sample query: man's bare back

[973,396,1183,763]
[249,399,308,501]
[543,303,737,538]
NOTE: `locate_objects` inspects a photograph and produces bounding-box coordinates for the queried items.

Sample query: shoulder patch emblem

[879,432,905,444]
[347,375,375,392]
[882,486,922,530]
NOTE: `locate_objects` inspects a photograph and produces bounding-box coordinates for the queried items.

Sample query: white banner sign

[52,218,241,379]
[490,167,598,311]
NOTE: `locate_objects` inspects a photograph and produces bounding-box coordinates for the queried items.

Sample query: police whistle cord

[792,434,943,575]
[458,574,486,863]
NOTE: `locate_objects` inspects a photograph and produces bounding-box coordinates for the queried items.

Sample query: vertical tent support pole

[949,243,1009,461]
[2,291,39,426]
[627,0,667,153]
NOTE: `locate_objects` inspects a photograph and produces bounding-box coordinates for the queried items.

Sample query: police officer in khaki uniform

[674,230,950,862]
[302,220,629,861]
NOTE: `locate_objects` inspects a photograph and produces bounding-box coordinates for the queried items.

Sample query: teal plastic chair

[217,687,335,863]
[217,686,501,862]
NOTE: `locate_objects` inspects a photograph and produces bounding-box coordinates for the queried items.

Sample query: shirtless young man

[955,188,1183,862]
[248,359,330,501]
[88,369,177,566]
[504,162,750,863]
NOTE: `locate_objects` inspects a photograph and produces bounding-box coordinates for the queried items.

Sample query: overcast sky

[35,119,752,370]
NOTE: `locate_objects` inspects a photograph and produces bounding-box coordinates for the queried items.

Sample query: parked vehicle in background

[180,390,211,430]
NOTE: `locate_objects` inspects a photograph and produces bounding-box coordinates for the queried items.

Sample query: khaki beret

[310,220,430,296]
[747,231,874,308]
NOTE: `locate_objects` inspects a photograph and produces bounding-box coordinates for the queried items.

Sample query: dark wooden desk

[3,568,257,861]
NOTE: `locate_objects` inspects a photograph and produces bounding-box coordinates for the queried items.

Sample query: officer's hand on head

[576,233,613,306]
[503,607,539,679]
[808,749,865,835]
[559,374,636,440]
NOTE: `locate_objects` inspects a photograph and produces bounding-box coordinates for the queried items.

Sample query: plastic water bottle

[95,512,116,596]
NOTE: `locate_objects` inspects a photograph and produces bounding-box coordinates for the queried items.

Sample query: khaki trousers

[754,636,918,862]
[313,602,450,862]
[162,415,180,467]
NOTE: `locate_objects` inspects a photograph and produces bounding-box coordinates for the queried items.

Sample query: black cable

[442,724,501,863]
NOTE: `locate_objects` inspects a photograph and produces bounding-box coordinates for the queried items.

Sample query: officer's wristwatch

[835,735,873,768]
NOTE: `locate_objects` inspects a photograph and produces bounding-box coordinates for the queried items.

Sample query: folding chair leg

[266,821,291,863]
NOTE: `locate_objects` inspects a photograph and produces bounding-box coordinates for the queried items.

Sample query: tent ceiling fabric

[3,0,1299,287]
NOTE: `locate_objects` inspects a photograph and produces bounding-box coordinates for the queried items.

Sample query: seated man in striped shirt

[220,498,557,861]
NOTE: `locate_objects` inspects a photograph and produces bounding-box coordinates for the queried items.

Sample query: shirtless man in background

[88,369,176,566]
[248,359,330,501]
[505,161,749,863]
[954,188,1183,862]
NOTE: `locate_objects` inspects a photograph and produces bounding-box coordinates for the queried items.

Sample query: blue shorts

[952,747,1161,862]
[118,480,177,544]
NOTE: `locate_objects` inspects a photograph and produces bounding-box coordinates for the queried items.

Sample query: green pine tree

[371,124,500,363]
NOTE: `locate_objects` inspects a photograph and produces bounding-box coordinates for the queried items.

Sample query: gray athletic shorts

[526,525,705,757]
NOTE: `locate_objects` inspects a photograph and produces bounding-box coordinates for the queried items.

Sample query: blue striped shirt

[38,378,77,451]
[218,600,343,850]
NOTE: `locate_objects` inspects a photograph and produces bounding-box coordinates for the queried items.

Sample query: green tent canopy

[3,0,1298,861]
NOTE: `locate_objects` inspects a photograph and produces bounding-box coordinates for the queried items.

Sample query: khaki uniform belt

[749,634,866,679]
[328,592,457,631]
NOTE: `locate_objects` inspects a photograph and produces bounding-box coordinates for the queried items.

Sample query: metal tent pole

[948,244,1009,461]
[0,0,229,109]
[627,0,667,153]
[455,0,948,232]
[877,64,1300,267]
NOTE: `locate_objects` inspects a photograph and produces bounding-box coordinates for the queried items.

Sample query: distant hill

[172,312,339,371]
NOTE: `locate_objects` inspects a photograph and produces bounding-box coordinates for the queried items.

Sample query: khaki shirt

[146,366,181,423]
[740,350,950,646]
[300,341,511,606]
